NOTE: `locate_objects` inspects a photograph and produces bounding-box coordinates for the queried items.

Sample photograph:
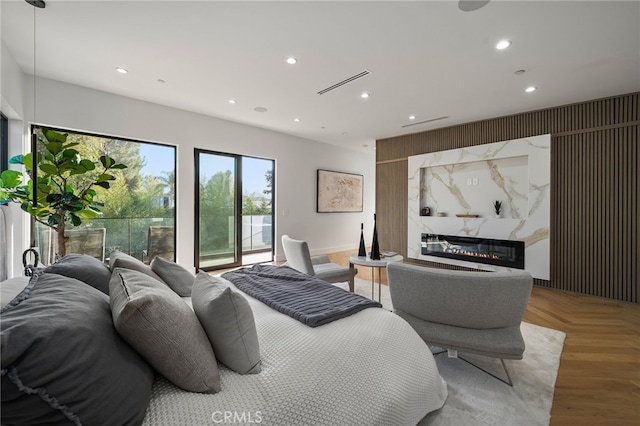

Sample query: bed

[1,254,447,426]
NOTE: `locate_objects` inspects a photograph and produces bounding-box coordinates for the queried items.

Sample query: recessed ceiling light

[293,118,301,122]
[525,86,537,93]
[341,132,348,136]
[254,107,268,112]
[157,79,166,84]
[228,99,237,104]
[514,69,526,75]
[286,57,298,65]
[496,40,511,50]
[116,67,128,74]
[361,93,370,99]
[409,115,416,120]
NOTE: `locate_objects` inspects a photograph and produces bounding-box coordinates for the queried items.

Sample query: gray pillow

[150,256,194,296]
[109,267,221,393]
[1,272,154,425]
[109,249,165,283]
[45,253,112,294]
[192,273,262,375]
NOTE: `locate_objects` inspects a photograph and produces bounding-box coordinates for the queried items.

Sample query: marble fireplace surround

[408,134,551,280]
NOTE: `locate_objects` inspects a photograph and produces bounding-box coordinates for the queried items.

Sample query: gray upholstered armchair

[281,235,356,286]
[387,262,533,385]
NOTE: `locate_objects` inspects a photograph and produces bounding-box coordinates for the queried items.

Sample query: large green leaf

[70,214,82,226]
[48,213,61,226]
[111,163,128,169]
[76,209,99,219]
[9,155,24,165]
[39,163,58,175]
[34,206,51,217]
[46,193,63,203]
[37,183,52,196]
[43,129,68,144]
[99,155,113,168]
[62,149,79,159]
[97,173,115,182]
[22,153,33,171]
[80,159,96,171]
[62,192,80,203]
[69,165,87,175]
[46,141,63,155]
[0,170,22,188]
[67,202,84,213]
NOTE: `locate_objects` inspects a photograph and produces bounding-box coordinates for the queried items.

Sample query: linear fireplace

[421,233,525,269]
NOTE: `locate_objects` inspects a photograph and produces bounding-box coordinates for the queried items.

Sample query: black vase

[370,213,381,260]
[358,223,367,257]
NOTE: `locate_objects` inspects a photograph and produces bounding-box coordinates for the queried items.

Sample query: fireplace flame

[443,248,500,260]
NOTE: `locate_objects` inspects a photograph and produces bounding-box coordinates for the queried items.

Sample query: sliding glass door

[195,150,274,270]
[196,151,240,269]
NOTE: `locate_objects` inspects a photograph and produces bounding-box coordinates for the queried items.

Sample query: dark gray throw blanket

[221,264,381,327]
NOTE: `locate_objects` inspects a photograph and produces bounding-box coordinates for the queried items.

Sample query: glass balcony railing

[242,215,272,252]
[33,215,273,266]
[34,217,174,265]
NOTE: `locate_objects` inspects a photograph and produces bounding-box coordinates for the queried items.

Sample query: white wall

[8,75,375,270]
[1,41,30,278]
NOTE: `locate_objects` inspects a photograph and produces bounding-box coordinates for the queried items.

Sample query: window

[31,126,176,265]
[195,150,274,270]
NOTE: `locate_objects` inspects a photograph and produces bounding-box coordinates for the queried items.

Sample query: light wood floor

[323,250,640,426]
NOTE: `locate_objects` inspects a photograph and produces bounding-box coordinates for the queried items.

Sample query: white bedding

[143,279,448,426]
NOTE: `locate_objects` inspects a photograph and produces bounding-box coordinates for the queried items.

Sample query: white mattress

[143,280,448,426]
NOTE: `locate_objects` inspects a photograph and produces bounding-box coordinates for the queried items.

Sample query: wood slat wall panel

[376,161,408,257]
[376,93,638,303]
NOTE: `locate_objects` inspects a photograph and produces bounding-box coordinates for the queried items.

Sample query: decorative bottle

[358,223,367,257]
[371,213,381,260]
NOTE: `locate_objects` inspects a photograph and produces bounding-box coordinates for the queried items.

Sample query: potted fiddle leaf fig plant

[493,200,502,218]
[0,128,127,257]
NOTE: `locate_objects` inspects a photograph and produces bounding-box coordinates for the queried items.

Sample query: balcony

[34,215,273,266]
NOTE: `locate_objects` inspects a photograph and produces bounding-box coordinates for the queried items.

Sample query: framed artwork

[317,169,363,213]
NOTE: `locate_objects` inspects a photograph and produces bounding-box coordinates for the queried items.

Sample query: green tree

[200,170,234,252]
[158,170,175,208]
[0,128,126,255]
[243,196,257,215]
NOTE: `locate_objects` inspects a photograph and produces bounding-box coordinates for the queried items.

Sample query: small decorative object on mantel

[370,213,381,260]
[437,211,447,217]
[420,206,431,216]
[493,200,502,218]
[358,223,367,257]
[456,214,480,218]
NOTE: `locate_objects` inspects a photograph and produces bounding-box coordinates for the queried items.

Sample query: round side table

[348,254,403,301]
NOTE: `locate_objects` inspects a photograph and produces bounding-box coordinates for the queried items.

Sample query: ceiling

[2,0,639,151]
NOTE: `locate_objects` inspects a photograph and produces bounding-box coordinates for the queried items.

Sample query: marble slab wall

[408,135,551,280]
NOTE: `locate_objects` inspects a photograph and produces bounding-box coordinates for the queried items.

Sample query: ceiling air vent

[317,70,371,95]
[402,116,449,128]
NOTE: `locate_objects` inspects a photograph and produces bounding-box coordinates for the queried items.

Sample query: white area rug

[335,278,566,426]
